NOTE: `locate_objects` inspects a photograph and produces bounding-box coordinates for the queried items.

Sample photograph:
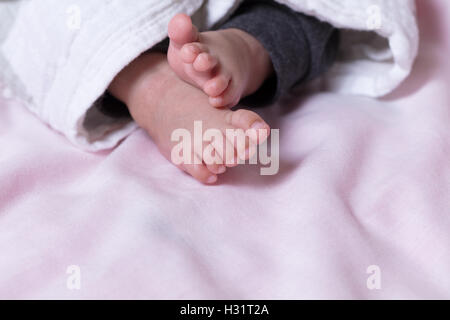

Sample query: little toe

[193,53,218,72]
[209,96,225,108]
[207,163,227,175]
[210,132,238,168]
[204,74,231,98]
[168,14,199,48]
[209,82,241,108]
[182,153,218,184]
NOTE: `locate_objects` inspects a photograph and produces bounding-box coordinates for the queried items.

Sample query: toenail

[251,121,266,130]
[207,175,218,184]
[211,97,223,106]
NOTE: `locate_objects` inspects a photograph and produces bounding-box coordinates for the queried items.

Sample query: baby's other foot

[168,14,273,108]
[109,54,270,185]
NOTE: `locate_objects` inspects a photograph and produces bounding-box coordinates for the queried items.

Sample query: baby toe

[206,163,227,175]
[210,132,238,168]
[204,74,231,98]
[183,159,218,184]
[209,82,241,108]
[181,43,205,64]
[168,14,198,47]
[193,52,218,72]
[209,96,227,108]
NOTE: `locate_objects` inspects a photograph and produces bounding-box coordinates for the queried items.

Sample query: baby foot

[168,14,273,108]
[109,54,270,185]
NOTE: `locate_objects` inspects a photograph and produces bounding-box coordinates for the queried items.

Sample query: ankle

[109,53,180,133]
[224,28,274,94]
[108,53,171,106]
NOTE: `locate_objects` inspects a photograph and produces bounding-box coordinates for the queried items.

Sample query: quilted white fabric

[0,0,418,151]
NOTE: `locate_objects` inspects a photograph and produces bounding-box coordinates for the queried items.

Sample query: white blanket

[0,0,418,151]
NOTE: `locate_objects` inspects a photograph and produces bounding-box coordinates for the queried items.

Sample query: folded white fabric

[0,0,418,151]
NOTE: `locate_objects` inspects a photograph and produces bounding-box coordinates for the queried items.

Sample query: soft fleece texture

[1,0,418,151]
[0,0,448,299]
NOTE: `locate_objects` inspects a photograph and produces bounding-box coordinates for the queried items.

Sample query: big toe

[168,14,198,47]
[227,109,271,144]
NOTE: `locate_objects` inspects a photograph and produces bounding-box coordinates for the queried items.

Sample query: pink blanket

[1,0,449,299]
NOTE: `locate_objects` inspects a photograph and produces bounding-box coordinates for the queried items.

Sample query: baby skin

[108,53,270,184]
[168,14,274,108]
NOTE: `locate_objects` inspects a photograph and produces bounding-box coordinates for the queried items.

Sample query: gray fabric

[220,0,339,106]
